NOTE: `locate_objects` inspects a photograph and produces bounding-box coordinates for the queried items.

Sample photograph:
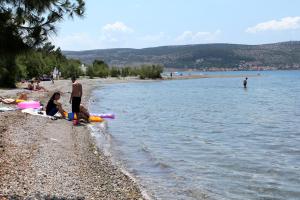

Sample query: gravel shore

[0,74,256,199]
[0,78,146,200]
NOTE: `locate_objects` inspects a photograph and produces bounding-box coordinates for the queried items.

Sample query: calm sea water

[89,71,300,200]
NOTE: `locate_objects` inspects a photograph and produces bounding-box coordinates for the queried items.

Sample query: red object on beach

[73,120,79,125]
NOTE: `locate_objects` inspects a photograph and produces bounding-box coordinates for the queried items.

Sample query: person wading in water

[243,77,248,88]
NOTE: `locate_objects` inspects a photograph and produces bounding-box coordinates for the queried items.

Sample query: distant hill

[63,41,300,70]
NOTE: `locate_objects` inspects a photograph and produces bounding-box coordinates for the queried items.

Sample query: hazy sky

[51,0,300,50]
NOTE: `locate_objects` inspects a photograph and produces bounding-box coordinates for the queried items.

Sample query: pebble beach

[0,78,146,200]
[0,74,257,199]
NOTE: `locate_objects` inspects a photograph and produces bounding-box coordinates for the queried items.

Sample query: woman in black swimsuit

[46,92,66,117]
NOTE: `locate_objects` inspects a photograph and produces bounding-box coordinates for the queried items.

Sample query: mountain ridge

[63,41,300,70]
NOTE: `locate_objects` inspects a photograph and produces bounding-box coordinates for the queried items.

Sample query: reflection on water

[90,71,300,200]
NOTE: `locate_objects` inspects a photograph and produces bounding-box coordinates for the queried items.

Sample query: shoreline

[0,73,261,199]
[0,78,147,199]
[162,73,261,80]
[86,79,153,200]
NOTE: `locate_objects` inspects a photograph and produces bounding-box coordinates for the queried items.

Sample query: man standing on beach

[243,77,248,88]
[70,76,82,124]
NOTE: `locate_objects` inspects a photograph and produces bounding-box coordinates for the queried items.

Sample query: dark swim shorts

[47,107,58,116]
[72,97,81,113]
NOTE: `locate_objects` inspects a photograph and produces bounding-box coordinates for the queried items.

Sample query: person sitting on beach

[79,104,90,122]
[46,92,66,117]
[27,81,34,90]
[35,80,48,92]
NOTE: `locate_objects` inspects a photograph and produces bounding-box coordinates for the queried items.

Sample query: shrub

[110,67,121,77]
[121,67,130,77]
[138,65,163,79]
[93,60,109,78]
[60,59,83,78]
[86,65,94,78]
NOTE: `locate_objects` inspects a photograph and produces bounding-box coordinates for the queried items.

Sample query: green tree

[86,65,94,78]
[60,59,83,78]
[121,67,130,77]
[110,67,121,77]
[138,65,163,79]
[16,51,46,79]
[0,0,85,87]
[92,60,109,78]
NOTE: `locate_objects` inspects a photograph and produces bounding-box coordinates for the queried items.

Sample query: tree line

[0,0,163,87]
[87,60,163,79]
[2,41,163,84]
[15,42,83,81]
[0,0,85,87]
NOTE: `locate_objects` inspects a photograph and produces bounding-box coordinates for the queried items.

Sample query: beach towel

[21,108,62,119]
[0,107,18,112]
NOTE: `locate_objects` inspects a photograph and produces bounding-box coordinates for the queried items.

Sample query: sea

[89,70,300,200]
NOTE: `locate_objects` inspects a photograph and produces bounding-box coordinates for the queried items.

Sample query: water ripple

[90,71,300,200]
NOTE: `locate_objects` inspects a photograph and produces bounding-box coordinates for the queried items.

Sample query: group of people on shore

[1,77,88,123]
[3,76,250,124]
[45,77,90,124]
[27,80,48,92]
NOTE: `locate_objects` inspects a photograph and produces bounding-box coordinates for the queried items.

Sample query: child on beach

[27,81,34,90]
[69,76,82,124]
[35,80,48,92]
[79,104,90,122]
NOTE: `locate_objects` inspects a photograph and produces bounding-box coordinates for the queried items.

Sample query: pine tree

[0,0,85,87]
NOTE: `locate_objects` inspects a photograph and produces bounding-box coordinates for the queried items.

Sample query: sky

[51,0,300,50]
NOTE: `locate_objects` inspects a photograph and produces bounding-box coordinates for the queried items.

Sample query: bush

[138,65,163,79]
[121,67,130,77]
[109,65,163,79]
[16,51,46,79]
[93,60,109,78]
[86,65,94,78]
[12,44,83,81]
[60,59,83,79]
[110,67,121,77]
